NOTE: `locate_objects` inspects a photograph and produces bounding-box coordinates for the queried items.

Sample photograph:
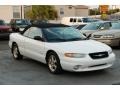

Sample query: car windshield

[110,22,120,29]
[16,20,30,25]
[81,22,101,30]
[0,20,5,25]
[43,27,86,42]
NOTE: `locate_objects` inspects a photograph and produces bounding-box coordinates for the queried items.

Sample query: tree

[89,9,100,15]
[101,13,108,20]
[25,5,58,20]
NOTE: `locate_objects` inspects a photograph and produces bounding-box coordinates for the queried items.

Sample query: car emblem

[95,54,105,57]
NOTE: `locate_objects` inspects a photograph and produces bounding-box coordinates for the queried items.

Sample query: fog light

[73,65,82,70]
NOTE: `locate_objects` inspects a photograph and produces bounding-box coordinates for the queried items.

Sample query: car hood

[46,40,111,54]
[92,29,120,35]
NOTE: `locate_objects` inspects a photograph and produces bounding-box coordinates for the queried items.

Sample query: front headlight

[64,53,86,58]
[108,49,113,54]
[101,34,114,39]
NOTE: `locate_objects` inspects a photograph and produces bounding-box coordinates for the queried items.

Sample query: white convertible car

[9,23,116,74]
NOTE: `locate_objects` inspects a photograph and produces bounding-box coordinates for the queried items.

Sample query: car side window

[27,27,42,39]
[23,28,30,37]
[78,19,82,22]
[70,18,73,22]
[23,29,30,37]
[23,27,42,39]
[73,18,76,22]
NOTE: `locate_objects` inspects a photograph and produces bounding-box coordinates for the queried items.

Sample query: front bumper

[60,53,116,72]
[93,39,120,47]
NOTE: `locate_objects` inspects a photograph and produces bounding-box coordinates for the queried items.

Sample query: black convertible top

[21,23,70,34]
[31,23,69,28]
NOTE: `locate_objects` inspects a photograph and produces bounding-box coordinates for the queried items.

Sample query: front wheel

[12,43,23,60]
[46,52,63,74]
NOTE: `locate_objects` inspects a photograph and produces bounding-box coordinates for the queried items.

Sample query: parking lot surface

[0,40,120,85]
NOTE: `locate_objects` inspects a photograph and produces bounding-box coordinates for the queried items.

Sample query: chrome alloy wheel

[13,46,18,58]
[48,55,57,72]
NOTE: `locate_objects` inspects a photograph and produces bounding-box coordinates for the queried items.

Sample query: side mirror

[34,36,44,41]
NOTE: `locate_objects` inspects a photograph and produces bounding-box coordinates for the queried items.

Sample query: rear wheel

[12,43,23,60]
[46,52,63,74]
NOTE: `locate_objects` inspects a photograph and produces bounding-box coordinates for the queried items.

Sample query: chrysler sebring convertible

[9,23,116,74]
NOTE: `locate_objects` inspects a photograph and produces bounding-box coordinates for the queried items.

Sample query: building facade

[0,5,24,23]
[24,5,89,20]
[54,5,89,19]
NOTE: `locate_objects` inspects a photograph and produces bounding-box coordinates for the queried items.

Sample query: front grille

[93,35,102,38]
[89,51,109,59]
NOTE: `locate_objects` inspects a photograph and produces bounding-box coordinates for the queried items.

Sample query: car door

[23,27,46,63]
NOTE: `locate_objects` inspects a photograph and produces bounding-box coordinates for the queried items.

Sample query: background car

[31,19,49,24]
[80,21,112,38]
[91,21,120,47]
[0,20,11,39]
[61,17,99,26]
[9,23,115,74]
[10,19,31,32]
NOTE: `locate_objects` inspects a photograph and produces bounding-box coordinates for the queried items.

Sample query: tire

[46,52,63,74]
[12,43,23,60]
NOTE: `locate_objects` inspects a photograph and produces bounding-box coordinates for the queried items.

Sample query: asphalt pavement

[0,40,120,85]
